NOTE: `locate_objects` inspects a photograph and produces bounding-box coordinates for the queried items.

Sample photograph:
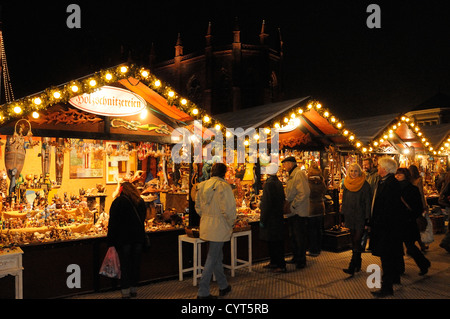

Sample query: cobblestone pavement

[70,234,449,300]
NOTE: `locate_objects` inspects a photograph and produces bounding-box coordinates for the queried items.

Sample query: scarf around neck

[344,172,366,192]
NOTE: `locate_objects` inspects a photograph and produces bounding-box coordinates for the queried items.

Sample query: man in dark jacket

[370,157,404,297]
[259,163,286,272]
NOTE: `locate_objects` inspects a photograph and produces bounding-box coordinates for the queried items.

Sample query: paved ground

[69,233,449,301]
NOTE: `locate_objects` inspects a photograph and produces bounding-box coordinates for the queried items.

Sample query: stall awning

[0,64,223,142]
[421,123,450,155]
[343,113,401,146]
[344,112,442,155]
[214,97,310,130]
[215,98,362,150]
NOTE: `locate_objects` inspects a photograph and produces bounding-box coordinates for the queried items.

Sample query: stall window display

[0,135,262,248]
[0,136,189,247]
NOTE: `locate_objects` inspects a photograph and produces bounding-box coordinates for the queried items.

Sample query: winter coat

[195,176,237,242]
[365,168,379,197]
[308,176,327,217]
[259,175,285,242]
[285,166,310,217]
[411,177,428,211]
[370,174,404,257]
[398,180,422,242]
[341,181,371,230]
[107,194,146,247]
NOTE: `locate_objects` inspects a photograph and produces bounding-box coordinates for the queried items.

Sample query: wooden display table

[0,247,24,299]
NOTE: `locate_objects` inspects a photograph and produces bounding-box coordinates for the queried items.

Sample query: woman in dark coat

[395,168,431,275]
[107,181,147,298]
[370,157,404,297]
[259,163,286,272]
[307,166,327,256]
[341,163,372,275]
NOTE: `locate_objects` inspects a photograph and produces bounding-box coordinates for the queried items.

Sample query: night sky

[1,0,450,120]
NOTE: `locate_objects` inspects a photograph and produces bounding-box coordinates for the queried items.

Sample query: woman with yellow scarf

[341,163,372,275]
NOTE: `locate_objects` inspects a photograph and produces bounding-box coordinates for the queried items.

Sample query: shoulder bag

[125,196,151,249]
[401,196,427,232]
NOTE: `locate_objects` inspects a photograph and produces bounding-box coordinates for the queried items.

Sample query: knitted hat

[265,163,279,175]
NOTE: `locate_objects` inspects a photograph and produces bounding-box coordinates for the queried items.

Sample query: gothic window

[215,68,232,113]
[187,75,202,105]
[269,71,279,100]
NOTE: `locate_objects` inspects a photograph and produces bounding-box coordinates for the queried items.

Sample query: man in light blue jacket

[195,163,236,299]
[282,156,310,269]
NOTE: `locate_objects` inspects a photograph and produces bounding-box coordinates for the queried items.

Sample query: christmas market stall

[0,63,229,298]
[215,98,367,251]
[345,113,450,234]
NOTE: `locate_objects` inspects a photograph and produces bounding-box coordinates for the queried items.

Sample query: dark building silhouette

[150,19,285,115]
[405,92,450,126]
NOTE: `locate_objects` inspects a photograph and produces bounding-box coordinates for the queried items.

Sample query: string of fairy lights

[367,115,441,156]
[0,64,221,128]
[0,63,443,156]
[436,135,450,156]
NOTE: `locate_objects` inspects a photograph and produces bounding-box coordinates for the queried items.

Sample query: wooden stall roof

[214,98,361,150]
[0,64,221,142]
[343,113,401,146]
[214,98,310,130]
[344,112,443,155]
[421,123,450,155]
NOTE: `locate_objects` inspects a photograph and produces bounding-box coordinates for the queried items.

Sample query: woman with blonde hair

[341,163,372,275]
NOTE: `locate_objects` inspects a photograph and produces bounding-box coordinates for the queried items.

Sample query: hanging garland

[0,64,226,137]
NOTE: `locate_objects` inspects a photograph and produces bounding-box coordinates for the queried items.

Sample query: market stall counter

[0,221,277,299]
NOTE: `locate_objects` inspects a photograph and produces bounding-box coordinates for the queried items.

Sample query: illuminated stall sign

[69,86,147,117]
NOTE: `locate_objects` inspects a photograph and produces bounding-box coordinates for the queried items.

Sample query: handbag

[401,196,427,232]
[416,215,428,232]
[420,213,434,244]
[99,246,121,278]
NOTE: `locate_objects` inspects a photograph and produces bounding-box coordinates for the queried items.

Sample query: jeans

[198,241,228,297]
[117,243,143,291]
[287,215,307,265]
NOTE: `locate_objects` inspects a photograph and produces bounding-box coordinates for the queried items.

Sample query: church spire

[175,33,183,57]
[259,20,269,45]
[278,27,284,57]
[205,21,212,47]
[233,17,240,43]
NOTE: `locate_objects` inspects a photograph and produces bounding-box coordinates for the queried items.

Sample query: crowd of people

[257,155,449,298]
[105,156,450,299]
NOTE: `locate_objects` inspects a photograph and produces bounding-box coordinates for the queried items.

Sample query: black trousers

[287,215,307,265]
[268,240,286,268]
[117,243,143,290]
[380,253,402,291]
[403,240,430,270]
